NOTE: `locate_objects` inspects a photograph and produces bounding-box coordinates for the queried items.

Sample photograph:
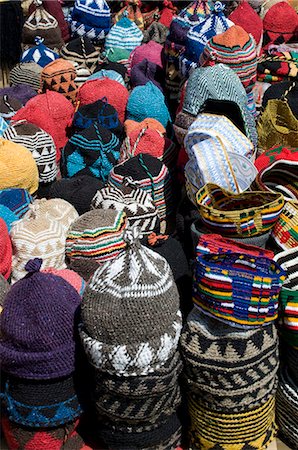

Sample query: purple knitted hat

[130,59,164,92]
[0,258,81,380]
[0,85,37,106]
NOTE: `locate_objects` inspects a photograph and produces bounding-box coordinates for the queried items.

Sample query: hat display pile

[1,0,298,448]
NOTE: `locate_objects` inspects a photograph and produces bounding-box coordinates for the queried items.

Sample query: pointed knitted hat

[39,59,78,104]
[10,62,42,91]
[262,1,298,51]
[71,0,111,42]
[21,37,60,68]
[128,41,163,75]
[105,15,143,52]
[229,1,263,46]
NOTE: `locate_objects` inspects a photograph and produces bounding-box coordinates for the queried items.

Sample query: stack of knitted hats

[181,250,286,449]
[79,228,183,449]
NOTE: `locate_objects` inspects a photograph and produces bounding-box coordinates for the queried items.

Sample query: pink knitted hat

[128,41,163,75]
[42,267,86,296]
[0,219,12,280]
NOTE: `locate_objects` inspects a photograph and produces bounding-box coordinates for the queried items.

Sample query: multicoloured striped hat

[196,183,285,238]
[272,201,298,250]
[105,15,143,52]
[278,288,298,347]
[193,253,286,327]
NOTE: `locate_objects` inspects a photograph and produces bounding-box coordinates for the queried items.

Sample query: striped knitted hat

[71,0,111,43]
[65,209,127,281]
[193,253,285,328]
[3,121,58,184]
[276,365,298,449]
[61,123,120,182]
[105,15,143,52]
[21,37,59,68]
[0,139,39,195]
[39,59,78,104]
[272,201,298,250]
[0,96,22,121]
[0,218,12,281]
[10,62,42,92]
[91,183,160,235]
[274,247,298,291]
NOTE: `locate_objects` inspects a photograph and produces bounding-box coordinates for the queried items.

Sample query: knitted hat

[262,81,298,120]
[10,62,42,91]
[61,123,120,181]
[103,47,131,65]
[274,247,298,291]
[95,59,127,80]
[272,201,298,250]
[21,37,60,68]
[49,175,104,216]
[0,95,22,121]
[124,118,165,136]
[71,0,111,43]
[228,1,263,48]
[0,274,9,312]
[128,41,163,75]
[0,188,33,222]
[28,198,79,233]
[39,59,78,104]
[278,287,298,347]
[262,1,298,51]
[114,0,144,30]
[0,206,18,232]
[3,121,58,184]
[276,366,298,450]
[77,78,129,123]
[130,60,164,91]
[0,257,81,379]
[87,69,125,86]
[0,117,8,137]
[105,15,143,52]
[65,209,127,281]
[12,91,75,161]
[126,82,171,129]
[200,25,258,97]
[73,98,123,138]
[91,183,160,235]
[79,228,182,376]
[121,126,165,162]
[0,85,37,107]
[109,154,173,220]
[22,3,64,50]
[28,0,70,42]
[42,267,86,296]
[143,21,168,45]
[159,0,177,28]
[0,218,12,280]
[0,139,39,194]
[193,253,285,327]
[182,64,257,148]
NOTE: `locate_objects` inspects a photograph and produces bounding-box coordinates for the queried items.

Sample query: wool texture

[28,0,70,42]
[0,273,9,311]
[0,218,12,280]
[105,16,143,52]
[42,267,86,297]
[0,188,33,222]
[10,62,42,91]
[71,0,111,43]
[39,59,78,104]
[0,95,22,121]
[229,1,263,46]
[21,37,60,68]
[262,1,298,51]
[0,85,37,107]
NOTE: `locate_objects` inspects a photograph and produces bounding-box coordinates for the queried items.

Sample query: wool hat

[0,139,39,194]
[0,188,33,222]
[39,59,78,104]
[124,118,166,136]
[121,126,165,162]
[79,228,182,376]
[143,21,168,44]
[128,41,163,75]
[87,69,125,86]
[0,86,37,107]
[0,95,22,121]
[272,201,298,250]
[49,175,104,216]
[28,0,70,43]
[12,91,74,161]
[71,0,111,43]
[262,1,298,51]
[91,183,160,235]
[22,3,64,50]
[274,247,298,291]
[262,81,298,120]
[21,37,60,68]
[130,60,164,91]
[141,4,160,31]
[109,154,173,220]
[228,1,263,48]
[0,274,9,312]
[0,218,12,280]
[42,267,86,297]
[65,209,127,281]
[77,78,129,123]
[3,121,58,184]
[0,257,81,379]
[103,47,131,65]
[28,198,79,234]
[10,62,42,91]
[95,59,127,80]
[0,117,8,137]
[114,0,144,30]
[181,64,257,148]
[159,0,177,28]
[61,123,120,181]
[126,82,171,129]
[193,253,285,328]
[105,15,143,52]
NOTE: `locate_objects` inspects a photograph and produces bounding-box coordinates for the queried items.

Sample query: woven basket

[196,183,284,238]
[272,200,298,250]
[279,288,298,347]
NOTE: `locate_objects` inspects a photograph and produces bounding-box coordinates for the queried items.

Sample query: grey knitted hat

[80,228,182,376]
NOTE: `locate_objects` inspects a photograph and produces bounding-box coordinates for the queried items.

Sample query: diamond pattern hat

[21,37,59,68]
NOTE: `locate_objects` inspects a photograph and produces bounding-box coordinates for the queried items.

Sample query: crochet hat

[71,0,111,43]
[13,91,74,161]
[61,123,120,182]
[272,201,298,250]
[3,121,58,184]
[130,60,164,91]
[126,82,171,129]
[105,15,143,52]
[228,1,263,48]
[28,0,70,42]
[0,218,12,280]
[114,0,144,30]
[0,188,33,223]
[77,78,129,123]
[0,95,22,121]
[79,228,182,376]
[28,198,79,233]
[121,126,165,161]
[143,21,168,45]
[0,117,8,137]
[10,62,42,91]
[124,117,166,136]
[0,139,39,194]
[22,3,64,50]
[65,209,127,281]
[91,183,160,235]
[262,1,298,51]
[128,41,163,75]
[87,69,125,86]
[0,257,81,379]
[49,175,104,216]
[21,37,60,68]
[42,267,86,296]
[276,365,298,449]
[109,154,173,220]
[0,85,37,107]
[39,59,78,104]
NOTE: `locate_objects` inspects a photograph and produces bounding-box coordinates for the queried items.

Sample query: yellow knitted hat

[0,139,39,194]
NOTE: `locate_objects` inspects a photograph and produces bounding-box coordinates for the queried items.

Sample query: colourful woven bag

[193,253,286,327]
[196,183,284,238]
[272,201,298,250]
[279,288,298,347]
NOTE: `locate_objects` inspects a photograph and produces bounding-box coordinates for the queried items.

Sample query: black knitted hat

[94,60,127,80]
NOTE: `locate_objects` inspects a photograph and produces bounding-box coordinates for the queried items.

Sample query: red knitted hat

[262,2,298,51]
[159,0,177,28]
[12,91,74,161]
[121,127,165,161]
[77,79,129,123]
[255,146,298,172]
[0,218,12,280]
[229,1,263,45]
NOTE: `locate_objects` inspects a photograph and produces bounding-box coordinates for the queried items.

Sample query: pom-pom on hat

[0,85,37,107]
[105,14,143,52]
[0,218,12,280]
[0,257,81,379]
[21,37,60,68]
[10,62,42,92]
[0,139,39,194]
[71,0,111,43]
[39,59,78,104]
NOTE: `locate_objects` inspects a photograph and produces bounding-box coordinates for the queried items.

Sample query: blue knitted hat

[87,69,125,86]
[0,188,33,222]
[105,15,143,52]
[71,0,111,42]
[21,37,59,68]
[126,82,171,129]
[0,206,18,232]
